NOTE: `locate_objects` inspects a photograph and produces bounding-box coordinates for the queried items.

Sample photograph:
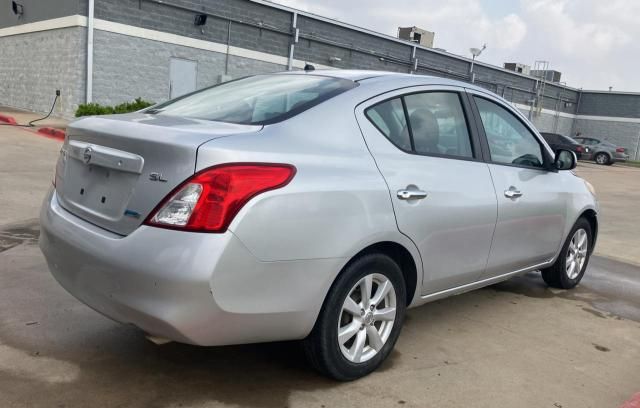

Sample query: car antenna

[304,63,315,72]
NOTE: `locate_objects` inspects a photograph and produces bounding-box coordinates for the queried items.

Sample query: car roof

[275,69,481,89]
[276,69,397,81]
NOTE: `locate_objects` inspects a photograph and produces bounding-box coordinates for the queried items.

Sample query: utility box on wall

[504,62,531,76]
[397,26,435,48]
[531,69,562,83]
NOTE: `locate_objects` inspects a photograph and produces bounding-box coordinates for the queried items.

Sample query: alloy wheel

[596,153,608,164]
[566,228,588,279]
[337,273,397,363]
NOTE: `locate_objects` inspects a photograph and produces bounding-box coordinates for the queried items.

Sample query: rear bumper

[39,189,341,346]
[615,153,629,162]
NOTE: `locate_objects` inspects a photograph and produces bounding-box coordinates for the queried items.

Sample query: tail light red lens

[576,146,583,152]
[616,147,625,153]
[145,163,296,232]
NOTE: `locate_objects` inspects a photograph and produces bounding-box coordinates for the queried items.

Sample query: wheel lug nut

[370,305,375,310]
[360,309,365,315]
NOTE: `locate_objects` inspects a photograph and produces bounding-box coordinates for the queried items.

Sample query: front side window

[149,74,357,125]
[365,92,474,159]
[474,97,544,168]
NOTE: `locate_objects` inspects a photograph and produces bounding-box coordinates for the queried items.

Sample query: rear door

[467,90,567,277]
[356,86,497,294]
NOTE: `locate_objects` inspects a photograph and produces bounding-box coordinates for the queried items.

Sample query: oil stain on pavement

[0,220,39,253]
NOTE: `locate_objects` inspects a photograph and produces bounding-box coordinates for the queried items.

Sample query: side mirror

[555,149,577,171]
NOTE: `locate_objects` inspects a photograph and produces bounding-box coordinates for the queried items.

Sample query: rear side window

[149,74,357,125]
[365,98,411,150]
[405,93,473,157]
[365,92,474,159]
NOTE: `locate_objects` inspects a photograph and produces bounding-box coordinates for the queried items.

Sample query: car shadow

[1,323,340,408]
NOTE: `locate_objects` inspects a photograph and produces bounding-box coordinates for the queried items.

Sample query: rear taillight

[576,146,583,153]
[616,147,625,153]
[145,163,296,232]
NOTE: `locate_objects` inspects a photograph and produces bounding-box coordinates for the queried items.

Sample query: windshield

[148,74,357,125]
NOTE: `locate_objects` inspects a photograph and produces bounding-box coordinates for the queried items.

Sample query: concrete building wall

[574,119,640,160]
[578,92,640,118]
[92,0,583,114]
[0,0,86,29]
[515,108,574,137]
[1,0,640,143]
[94,0,292,58]
[0,27,86,117]
[530,114,574,137]
[555,116,575,137]
[92,29,286,107]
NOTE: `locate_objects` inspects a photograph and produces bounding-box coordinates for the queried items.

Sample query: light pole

[469,44,486,83]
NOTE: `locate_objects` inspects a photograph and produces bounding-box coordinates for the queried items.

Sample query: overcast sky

[271,0,639,92]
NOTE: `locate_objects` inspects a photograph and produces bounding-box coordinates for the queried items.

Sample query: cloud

[274,0,527,53]
[270,0,640,91]
[521,0,631,56]
[516,0,636,89]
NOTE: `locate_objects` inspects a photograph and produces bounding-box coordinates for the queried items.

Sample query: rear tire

[594,152,610,165]
[303,253,406,381]
[541,218,592,289]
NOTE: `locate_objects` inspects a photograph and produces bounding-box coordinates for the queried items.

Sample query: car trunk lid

[55,113,261,236]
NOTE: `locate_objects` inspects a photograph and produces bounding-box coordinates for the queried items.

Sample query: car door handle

[397,189,428,200]
[504,187,523,199]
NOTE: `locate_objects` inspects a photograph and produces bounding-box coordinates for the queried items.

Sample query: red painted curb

[36,127,66,141]
[621,392,640,408]
[0,114,18,125]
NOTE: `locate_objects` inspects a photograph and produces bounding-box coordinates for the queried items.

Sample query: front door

[356,87,498,295]
[469,92,567,277]
[169,58,197,99]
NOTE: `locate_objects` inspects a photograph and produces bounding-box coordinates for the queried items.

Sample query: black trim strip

[400,97,416,152]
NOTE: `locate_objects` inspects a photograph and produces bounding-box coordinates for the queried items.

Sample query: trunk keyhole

[80,188,84,195]
[101,196,106,204]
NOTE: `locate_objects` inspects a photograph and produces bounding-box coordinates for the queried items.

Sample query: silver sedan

[40,70,598,380]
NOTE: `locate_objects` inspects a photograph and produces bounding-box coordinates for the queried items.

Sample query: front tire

[541,218,592,289]
[303,253,406,381]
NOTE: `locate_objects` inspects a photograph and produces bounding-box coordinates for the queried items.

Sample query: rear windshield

[148,74,357,125]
